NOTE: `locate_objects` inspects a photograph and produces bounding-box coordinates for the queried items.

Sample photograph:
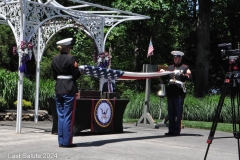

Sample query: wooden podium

[77,90,101,99]
[48,97,129,134]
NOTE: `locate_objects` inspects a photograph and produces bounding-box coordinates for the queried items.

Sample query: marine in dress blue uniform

[51,38,82,147]
[164,51,192,136]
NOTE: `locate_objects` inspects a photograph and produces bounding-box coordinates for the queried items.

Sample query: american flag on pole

[147,39,154,57]
[78,65,172,80]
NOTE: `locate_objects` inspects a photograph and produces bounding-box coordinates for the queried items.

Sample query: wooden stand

[136,64,159,129]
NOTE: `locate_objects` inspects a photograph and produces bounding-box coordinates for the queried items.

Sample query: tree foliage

[0,25,18,71]
[0,0,240,97]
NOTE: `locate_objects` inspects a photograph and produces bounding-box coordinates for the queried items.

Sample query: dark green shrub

[0,97,7,111]
[38,79,55,110]
[121,89,136,99]
[0,69,18,109]
[124,92,168,119]
[0,68,55,110]
[124,92,234,123]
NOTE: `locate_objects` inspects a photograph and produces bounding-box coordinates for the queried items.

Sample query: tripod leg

[234,78,240,160]
[238,139,240,160]
[204,83,229,160]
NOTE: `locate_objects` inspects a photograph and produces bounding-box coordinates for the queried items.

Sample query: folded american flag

[79,65,172,80]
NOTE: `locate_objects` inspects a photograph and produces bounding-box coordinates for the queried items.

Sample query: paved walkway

[0,121,238,160]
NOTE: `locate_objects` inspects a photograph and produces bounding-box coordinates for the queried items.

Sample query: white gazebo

[0,0,150,133]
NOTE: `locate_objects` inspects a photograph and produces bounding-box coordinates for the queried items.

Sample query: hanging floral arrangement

[13,41,34,74]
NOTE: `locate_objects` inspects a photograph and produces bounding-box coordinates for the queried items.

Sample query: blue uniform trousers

[56,94,76,146]
[167,96,183,134]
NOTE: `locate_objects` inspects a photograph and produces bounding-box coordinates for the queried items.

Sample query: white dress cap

[171,51,184,56]
[56,38,73,46]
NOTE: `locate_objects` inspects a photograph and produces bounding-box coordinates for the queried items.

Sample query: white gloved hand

[174,70,181,76]
[186,69,191,74]
[78,65,85,73]
[97,57,102,63]
[159,69,165,72]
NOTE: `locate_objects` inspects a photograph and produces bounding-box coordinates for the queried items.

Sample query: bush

[0,68,55,110]
[0,97,7,111]
[124,92,168,119]
[124,92,233,123]
[0,69,18,109]
[14,99,33,110]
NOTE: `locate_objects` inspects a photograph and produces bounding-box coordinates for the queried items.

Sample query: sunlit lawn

[123,118,234,133]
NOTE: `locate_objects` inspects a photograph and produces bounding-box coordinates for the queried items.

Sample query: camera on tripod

[218,43,240,59]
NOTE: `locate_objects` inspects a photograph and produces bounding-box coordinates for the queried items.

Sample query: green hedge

[0,69,55,110]
[124,92,233,123]
[0,68,234,124]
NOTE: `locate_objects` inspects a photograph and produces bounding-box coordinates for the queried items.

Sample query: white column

[34,28,41,123]
[34,61,40,123]
[16,53,24,133]
[16,0,26,133]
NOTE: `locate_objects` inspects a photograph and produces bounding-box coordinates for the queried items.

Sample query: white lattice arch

[29,16,98,61]
[0,0,150,133]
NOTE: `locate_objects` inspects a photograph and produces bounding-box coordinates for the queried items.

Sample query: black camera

[218,43,240,59]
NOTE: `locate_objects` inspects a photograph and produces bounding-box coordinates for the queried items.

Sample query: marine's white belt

[169,79,184,85]
[169,79,186,92]
[57,75,72,79]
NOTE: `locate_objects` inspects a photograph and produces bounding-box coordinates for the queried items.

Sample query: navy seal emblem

[94,99,113,127]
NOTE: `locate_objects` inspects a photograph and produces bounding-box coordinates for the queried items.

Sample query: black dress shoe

[165,132,174,136]
[172,133,180,136]
[62,144,77,148]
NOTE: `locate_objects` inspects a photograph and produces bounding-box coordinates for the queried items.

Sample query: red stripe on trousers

[69,95,77,144]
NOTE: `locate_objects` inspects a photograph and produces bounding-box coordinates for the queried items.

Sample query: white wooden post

[16,0,25,133]
[34,28,41,123]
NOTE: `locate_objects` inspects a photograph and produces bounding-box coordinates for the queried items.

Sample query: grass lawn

[123,118,234,133]
[181,120,234,133]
